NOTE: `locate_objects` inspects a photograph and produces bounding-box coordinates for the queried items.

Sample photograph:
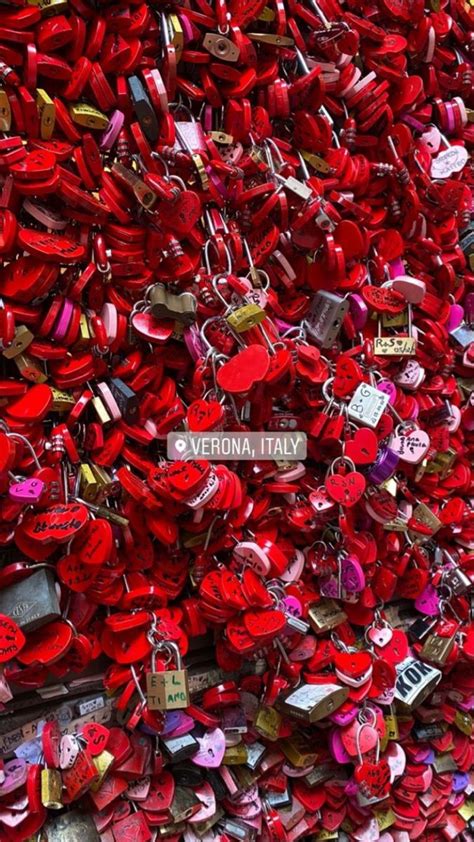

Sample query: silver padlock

[394,656,442,709]
[305,291,349,348]
[347,382,389,429]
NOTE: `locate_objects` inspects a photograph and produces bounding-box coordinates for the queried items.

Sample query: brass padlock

[37,89,55,140]
[308,598,347,633]
[169,786,200,822]
[0,88,11,132]
[420,632,455,666]
[41,768,63,809]
[149,284,197,325]
[69,103,109,130]
[276,682,349,723]
[280,734,318,768]
[90,750,114,791]
[15,353,47,383]
[146,640,190,710]
[226,303,266,333]
[3,325,34,359]
[254,705,282,741]
[79,463,99,502]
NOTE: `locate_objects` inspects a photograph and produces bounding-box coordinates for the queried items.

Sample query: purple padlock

[367,447,399,485]
[9,478,45,504]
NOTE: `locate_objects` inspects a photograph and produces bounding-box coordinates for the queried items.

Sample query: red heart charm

[131,312,174,343]
[345,428,378,465]
[325,472,366,507]
[216,345,270,393]
[0,614,25,662]
[142,771,175,811]
[362,286,406,314]
[17,620,73,665]
[374,629,408,665]
[81,723,110,757]
[397,567,428,599]
[159,190,202,234]
[333,356,363,398]
[57,553,100,593]
[6,384,53,422]
[167,460,210,496]
[21,502,88,544]
[354,758,391,799]
[335,651,372,678]
[243,608,286,640]
[72,518,113,567]
[187,399,224,432]
[292,780,326,813]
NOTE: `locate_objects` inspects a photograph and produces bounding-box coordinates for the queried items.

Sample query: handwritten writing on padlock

[146,641,190,710]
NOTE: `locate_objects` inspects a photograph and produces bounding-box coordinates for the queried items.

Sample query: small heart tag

[390,429,430,464]
[341,722,378,757]
[367,626,392,647]
[187,399,224,432]
[333,356,363,398]
[244,608,286,639]
[340,555,365,592]
[362,286,406,314]
[325,472,366,507]
[192,728,226,768]
[131,312,174,343]
[345,429,378,465]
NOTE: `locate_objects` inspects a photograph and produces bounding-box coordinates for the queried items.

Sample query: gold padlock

[78,463,99,502]
[0,89,11,132]
[51,388,75,412]
[420,633,455,666]
[226,303,266,333]
[254,705,282,740]
[280,735,318,767]
[90,750,114,791]
[223,743,248,764]
[3,325,34,359]
[69,103,109,130]
[146,641,190,710]
[15,354,47,383]
[41,768,63,809]
[37,89,55,140]
[308,599,347,633]
[92,396,111,426]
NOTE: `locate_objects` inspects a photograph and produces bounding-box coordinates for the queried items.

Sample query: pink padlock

[8,477,45,504]
[233,542,271,576]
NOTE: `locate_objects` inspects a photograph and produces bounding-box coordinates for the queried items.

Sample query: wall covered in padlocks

[0,0,473,839]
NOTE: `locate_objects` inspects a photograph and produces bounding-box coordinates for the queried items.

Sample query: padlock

[0,568,60,631]
[149,283,197,325]
[146,640,190,710]
[276,682,349,723]
[347,382,390,429]
[420,632,456,666]
[226,303,266,333]
[308,599,347,633]
[305,291,349,347]
[41,768,63,809]
[394,656,442,709]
